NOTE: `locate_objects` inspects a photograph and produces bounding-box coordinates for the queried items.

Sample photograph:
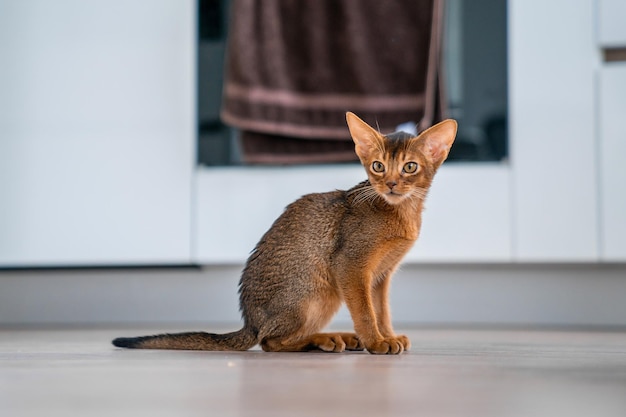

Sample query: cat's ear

[417,119,458,167]
[346,112,384,161]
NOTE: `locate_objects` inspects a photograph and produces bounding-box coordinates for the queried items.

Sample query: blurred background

[0,0,625,328]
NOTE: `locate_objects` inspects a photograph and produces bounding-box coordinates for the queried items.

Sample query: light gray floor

[1,326,626,417]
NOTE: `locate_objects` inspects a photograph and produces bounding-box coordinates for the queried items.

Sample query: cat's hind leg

[336,332,364,351]
[258,292,363,352]
[261,332,363,352]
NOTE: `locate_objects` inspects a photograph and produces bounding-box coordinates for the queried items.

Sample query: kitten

[113,112,457,354]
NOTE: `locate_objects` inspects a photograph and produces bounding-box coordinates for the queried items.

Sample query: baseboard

[1,264,626,327]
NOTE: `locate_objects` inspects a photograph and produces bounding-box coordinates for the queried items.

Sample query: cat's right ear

[346,112,384,161]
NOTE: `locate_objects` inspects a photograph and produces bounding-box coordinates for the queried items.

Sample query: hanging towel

[221,0,445,164]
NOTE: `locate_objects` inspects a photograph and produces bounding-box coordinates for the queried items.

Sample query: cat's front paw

[366,335,410,355]
[395,334,411,351]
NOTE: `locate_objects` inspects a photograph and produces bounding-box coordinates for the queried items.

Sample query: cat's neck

[347,180,424,240]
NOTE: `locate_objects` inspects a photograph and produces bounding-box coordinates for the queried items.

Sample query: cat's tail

[111,327,257,351]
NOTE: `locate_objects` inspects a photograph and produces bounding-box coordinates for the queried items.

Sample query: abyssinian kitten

[113,112,457,355]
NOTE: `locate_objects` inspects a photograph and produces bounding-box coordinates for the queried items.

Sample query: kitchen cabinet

[598,65,626,260]
[0,0,195,266]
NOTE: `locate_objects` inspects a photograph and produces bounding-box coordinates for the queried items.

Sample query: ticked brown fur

[112,112,457,354]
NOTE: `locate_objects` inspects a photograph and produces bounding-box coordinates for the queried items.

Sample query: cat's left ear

[346,112,384,161]
[417,119,458,167]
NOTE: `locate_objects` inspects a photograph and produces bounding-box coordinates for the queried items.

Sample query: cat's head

[346,112,457,206]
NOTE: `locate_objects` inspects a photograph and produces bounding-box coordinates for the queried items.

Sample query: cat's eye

[403,162,419,174]
[371,161,385,173]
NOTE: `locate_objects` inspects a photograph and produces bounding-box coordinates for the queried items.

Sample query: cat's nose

[386,181,397,190]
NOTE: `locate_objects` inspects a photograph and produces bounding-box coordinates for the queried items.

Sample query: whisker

[409,187,429,202]
[350,183,430,209]
[349,184,381,207]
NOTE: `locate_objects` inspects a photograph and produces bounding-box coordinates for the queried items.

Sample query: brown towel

[221,0,445,164]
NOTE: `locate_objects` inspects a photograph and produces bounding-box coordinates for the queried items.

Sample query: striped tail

[112,327,257,351]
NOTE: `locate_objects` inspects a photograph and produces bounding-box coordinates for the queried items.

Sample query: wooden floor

[1,326,626,417]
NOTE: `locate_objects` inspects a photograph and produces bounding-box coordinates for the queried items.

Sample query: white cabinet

[409,164,512,262]
[596,0,626,261]
[194,164,513,264]
[509,0,598,261]
[0,1,195,266]
[598,66,626,261]
[597,0,626,47]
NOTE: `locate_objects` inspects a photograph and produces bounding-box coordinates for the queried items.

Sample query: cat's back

[255,189,348,254]
[239,189,348,305]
